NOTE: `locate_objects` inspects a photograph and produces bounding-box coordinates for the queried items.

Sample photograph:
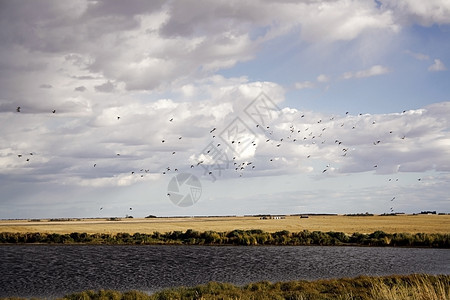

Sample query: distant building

[259,215,286,220]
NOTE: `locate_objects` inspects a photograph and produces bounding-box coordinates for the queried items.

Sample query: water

[0,245,449,298]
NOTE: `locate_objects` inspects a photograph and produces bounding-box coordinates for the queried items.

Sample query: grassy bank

[2,274,448,300]
[1,229,449,247]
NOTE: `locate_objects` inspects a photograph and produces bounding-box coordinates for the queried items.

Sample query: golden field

[0,214,449,235]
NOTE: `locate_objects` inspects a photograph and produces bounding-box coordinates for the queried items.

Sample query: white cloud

[382,0,450,26]
[428,59,447,72]
[295,81,315,90]
[0,1,449,218]
[316,74,330,83]
[342,65,390,79]
[404,50,430,60]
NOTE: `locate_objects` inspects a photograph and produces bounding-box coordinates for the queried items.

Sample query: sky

[0,0,449,219]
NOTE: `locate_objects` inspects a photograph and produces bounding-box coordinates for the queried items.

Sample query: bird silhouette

[16,106,21,112]
[52,110,56,113]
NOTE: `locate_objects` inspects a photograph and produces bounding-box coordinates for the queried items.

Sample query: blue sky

[0,0,449,219]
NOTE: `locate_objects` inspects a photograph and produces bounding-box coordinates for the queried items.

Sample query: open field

[0,214,449,234]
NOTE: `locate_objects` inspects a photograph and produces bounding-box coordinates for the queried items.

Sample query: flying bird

[16,106,21,112]
[52,110,56,113]
[169,118,173,122]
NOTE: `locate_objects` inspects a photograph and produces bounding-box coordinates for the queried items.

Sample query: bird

[169,118,173,122]
[117,116,120,120]
[162,139,165,143]
[172,152,176,155]
[391,197,395,201]
[100,207,103,210]
[129,208,132,210]
[26,158,30,161]
[179,136,182,140]
[210,128,216,133]
[18,154,22,158]
[29,153,33,155]
[94,164,97,167]
[52,110,56,113]
[16,106,21,112]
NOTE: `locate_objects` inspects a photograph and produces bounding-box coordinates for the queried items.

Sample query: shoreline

[1,274,448,300]
[1,229,449,248]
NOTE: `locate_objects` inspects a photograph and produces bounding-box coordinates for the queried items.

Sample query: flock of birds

[14,104,424,214]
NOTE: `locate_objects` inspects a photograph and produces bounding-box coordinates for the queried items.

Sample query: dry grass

[370,274,450,300]
[0,214,449,235]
